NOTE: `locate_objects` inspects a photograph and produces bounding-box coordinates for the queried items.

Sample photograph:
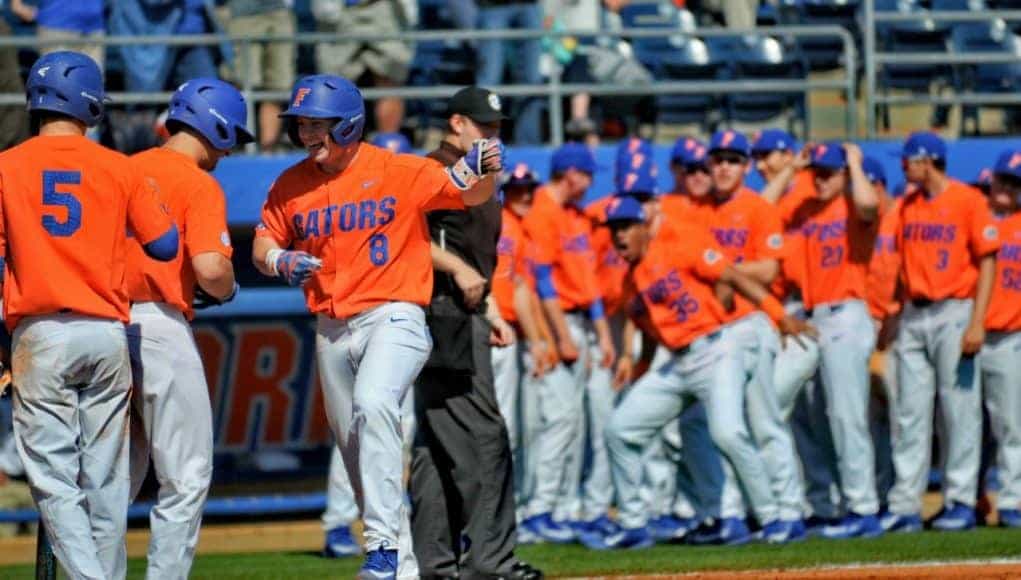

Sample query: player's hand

[961,321,985,355]
[557,334,580,363]
[843,142,864,167]
[275,250,322,287]
[876,315,899,351]
[613,355,633,390]
[598,334,616,369]
[529,341,553,377]
[448,139,506,190]
[778,316,819,349]
[714,281,735,312]
[193,282,239,310]
[11,2,37,22]
[453,265,486,310]
[792,144,813,171]
[489,317,516,347]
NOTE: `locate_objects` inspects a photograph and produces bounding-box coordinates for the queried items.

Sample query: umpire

[410,86,543,580]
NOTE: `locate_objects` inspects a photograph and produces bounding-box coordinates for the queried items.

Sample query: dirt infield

[570,561,1021,579]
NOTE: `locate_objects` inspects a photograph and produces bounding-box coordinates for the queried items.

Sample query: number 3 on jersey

[42,170,82,237]
[369,233,389,266]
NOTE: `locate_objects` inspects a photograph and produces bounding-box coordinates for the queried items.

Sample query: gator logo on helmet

[292,87,312,108]
[720,131,735,147]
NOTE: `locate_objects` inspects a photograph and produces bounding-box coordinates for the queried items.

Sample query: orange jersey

[897,180,1000,301]
[772,172,817,298]
[986,212,1021,332]
[492,208,531,323]
[256,143,464,318]
[659,193,697,227]
[521,186,600,311]
[126,147,233,319]
[585,197,630,315]
[785,194,882,310]
[867,196,903,319]
[625,223,729,349]
[0,135,173,330]
[690,188,785,321]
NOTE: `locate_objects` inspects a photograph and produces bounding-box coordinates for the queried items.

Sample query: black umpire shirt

[426,141,502,313]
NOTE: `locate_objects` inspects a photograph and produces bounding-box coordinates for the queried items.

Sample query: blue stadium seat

[724,35,807,126]
[793,0,861,71]
[651,36,725,131]
[930,0,987,8]
[951,21,1021,133]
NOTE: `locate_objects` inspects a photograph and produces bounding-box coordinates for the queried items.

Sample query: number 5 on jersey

[42,170,83,237]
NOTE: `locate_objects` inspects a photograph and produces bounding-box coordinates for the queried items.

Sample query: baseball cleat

[520,513,575,544]
[323,525,361,558]
[804,515,840,537]
[880,511,923,533]
[761,519,807,544]
[687,517,752,546]
[998,509,1021,528]
[648,515,698,542]
[585,526,654,550]
[357,548,397,580]
[821,513,883,539]
[930,502,976,531]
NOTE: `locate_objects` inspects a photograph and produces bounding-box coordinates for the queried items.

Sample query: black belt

[675,329,722,355]
[911,298,935,308]
[804,302,845,318]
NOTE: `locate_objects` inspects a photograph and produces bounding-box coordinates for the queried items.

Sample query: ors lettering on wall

[192,318,333,452]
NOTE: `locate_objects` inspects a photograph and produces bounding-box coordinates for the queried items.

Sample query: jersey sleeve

[522,203,559,266]
[126,166,174,245]
[690,231,730,282]
[408,157,467,212]
[185,175,232,259]
[969,193,1001,257]
[255,180,294,248]
[752,201,786,261]
[0,176,7,262]
[867,206,903,319]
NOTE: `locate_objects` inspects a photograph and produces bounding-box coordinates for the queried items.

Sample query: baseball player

[252,75,503,579]
[782,142,885,538]
[979,149,1021,529]
[881,132,999,533]
[683,130,806,543]
[124,78,252,579]
[596,196,813,549]
[519,143,614,541]
[0,51,177,579]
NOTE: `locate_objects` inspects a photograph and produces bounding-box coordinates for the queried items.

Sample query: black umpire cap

[447,86,508,124]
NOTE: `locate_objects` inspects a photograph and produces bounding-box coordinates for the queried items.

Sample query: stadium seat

[407,0,475,130]
[652,36,725,131]
[724,35,807,127]
[793,0,861,71]
[951,21,1021,133]
[930,0,987,8]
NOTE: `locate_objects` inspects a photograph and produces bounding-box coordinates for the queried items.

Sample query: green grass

[4,529,1021,579]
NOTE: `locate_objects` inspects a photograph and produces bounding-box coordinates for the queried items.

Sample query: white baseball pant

[889,299,981,515]
[810,300,880,516]
[980,331,1021,511]
[11,314,132,580]
[316,301,431,554]
[727,313,804,520]
[516,344,543,520]
[555,311,593,522]
[606,331,779,529]
[491,341,520,456]
[126,302,213,580]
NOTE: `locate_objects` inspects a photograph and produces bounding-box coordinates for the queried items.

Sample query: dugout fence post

[864,0,876,139]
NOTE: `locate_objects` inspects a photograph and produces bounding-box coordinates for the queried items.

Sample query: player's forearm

[542,298,572,344]
[252,237,281,277]
[513,280,545,345]
[971,254,997,327]
[192,252,236,299]
[723,265,785,322]
[533,291,557,344]
[848,163,880,222]
[620,317,636,362]
[431,242,470,275]
[460,175,496,207]
[735,259,779,285]
[761,165,797,205]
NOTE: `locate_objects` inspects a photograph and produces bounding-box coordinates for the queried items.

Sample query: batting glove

[267,249,322,287]
[193,281,239,310]
[447,138,505,190]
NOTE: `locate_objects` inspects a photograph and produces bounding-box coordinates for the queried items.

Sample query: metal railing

[863,2,1021,137]
[0,24,857,145]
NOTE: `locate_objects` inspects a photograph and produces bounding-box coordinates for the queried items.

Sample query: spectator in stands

[227,0,296,151]
[692,0,758,29]
[477,0,544,144]
[313,0,416,135]
[10,0,105,70]
[0,14,29,150]
[109,0,229,93]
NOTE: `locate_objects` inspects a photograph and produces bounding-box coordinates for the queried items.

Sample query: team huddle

[1,45,1020,580]
[490,129,1021,548]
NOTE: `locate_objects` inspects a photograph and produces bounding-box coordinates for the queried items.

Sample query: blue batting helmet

[280,75,366,147]
[167,78,254,150]
[26,50,105,127]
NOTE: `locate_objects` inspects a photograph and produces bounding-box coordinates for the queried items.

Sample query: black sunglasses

[683,163,709,174]
[622,191,655,203]
[710,152,747,166]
